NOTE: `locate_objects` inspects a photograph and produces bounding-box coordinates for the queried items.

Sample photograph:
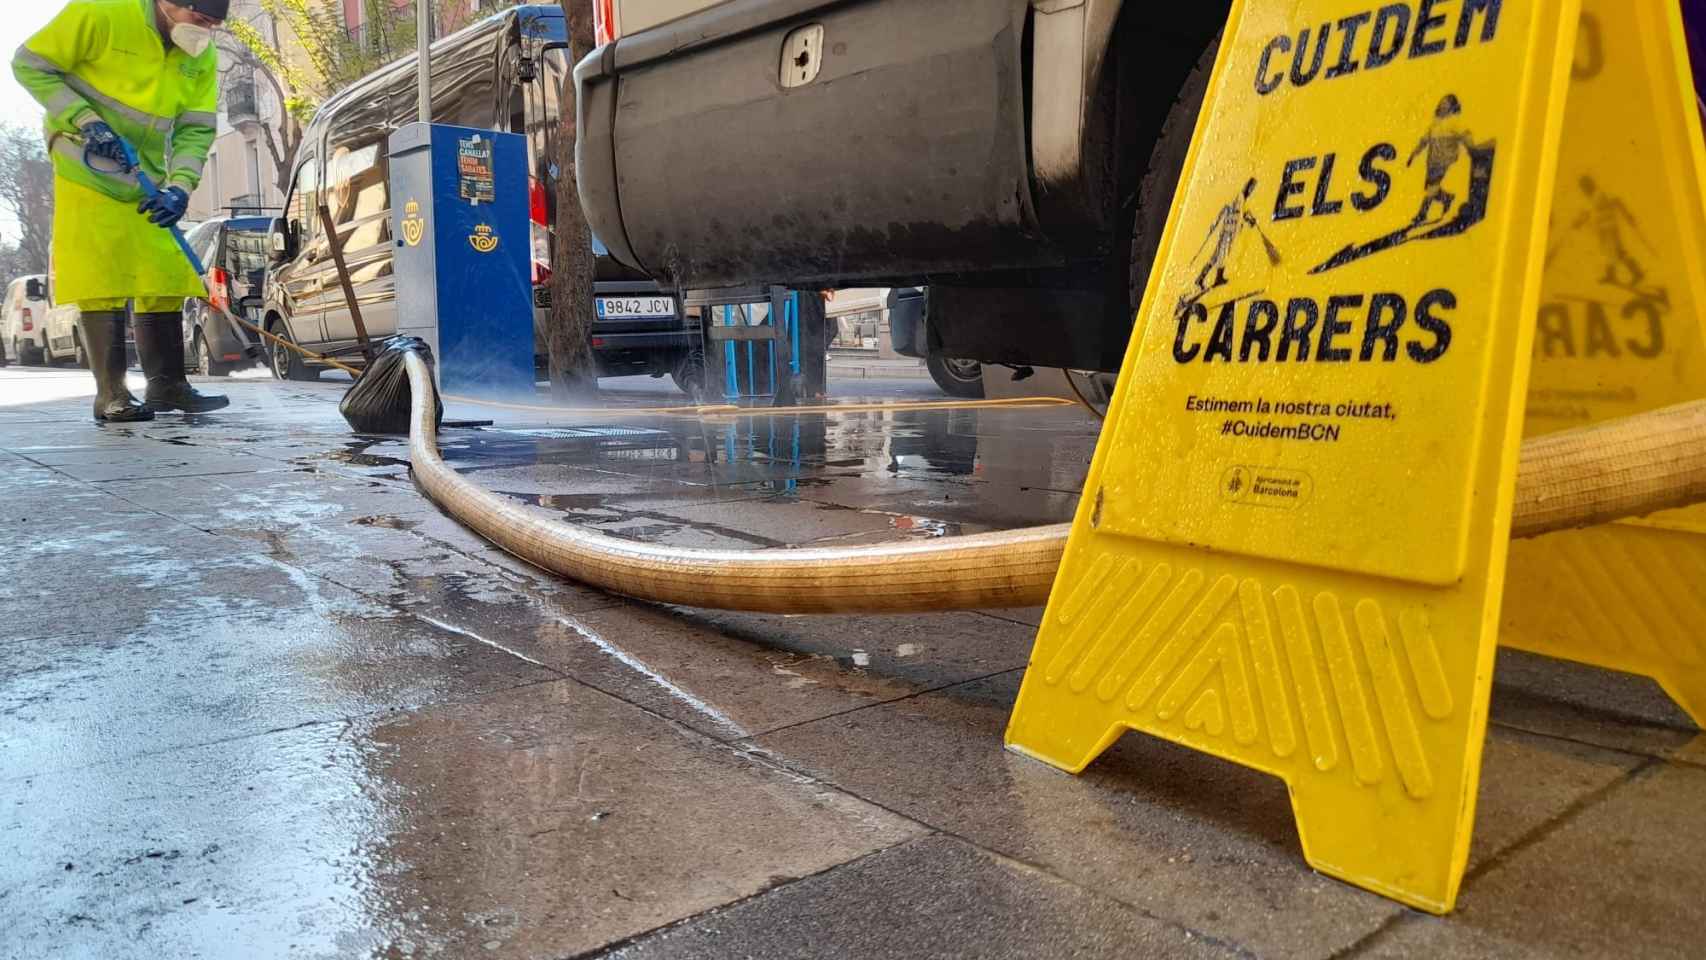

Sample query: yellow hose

[1513,399,1706,536]
[403,352,1706,613]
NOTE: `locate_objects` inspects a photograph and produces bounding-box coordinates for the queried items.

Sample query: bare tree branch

[0,125,54,276]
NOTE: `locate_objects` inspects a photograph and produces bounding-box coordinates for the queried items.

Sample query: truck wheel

[267,319,318,382]
[671,351,708,398]
[926,354,985,398]
[1129,36,1219,315]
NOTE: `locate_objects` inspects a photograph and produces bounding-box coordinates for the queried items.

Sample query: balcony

[225,70,260,126]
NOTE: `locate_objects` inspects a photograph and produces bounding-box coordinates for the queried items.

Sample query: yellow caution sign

[1503,0,1706,725]
[1006,0,1580,913]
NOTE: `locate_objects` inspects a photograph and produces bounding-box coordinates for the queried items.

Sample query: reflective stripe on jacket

[13,0,218,204]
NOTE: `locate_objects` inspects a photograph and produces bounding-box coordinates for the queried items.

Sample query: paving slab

[0,678,926,959]
[1490,648,1701,762]
[1360,762,1705,959]
[755,669,1648,960]
[755,671,1396,957]
[26,451,286,484]
[0,476,154,529]
[0,520,286,639]
[0,562,558,775]
[404,597,1035,741]
[603,834,1241,960]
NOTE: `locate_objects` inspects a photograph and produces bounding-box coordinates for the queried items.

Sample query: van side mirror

[270,217,296,261]
[24,278,45,300]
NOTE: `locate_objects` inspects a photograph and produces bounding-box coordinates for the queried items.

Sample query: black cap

[172,0,230,19]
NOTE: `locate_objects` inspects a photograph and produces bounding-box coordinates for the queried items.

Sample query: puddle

[889,515,962,538]
[496,492,612,513]
[216,527,298,563]
[351,515,421,531]
[495,491,786,548]
[319,439,410,469]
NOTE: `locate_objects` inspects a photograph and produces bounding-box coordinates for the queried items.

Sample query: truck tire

[1129,36,1219,315]
[927,354,985,399]
[671,351,707,398]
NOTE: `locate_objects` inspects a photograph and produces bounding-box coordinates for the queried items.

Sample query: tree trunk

[546,2,600,402]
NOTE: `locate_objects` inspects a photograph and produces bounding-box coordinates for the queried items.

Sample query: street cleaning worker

[13,0,229,422]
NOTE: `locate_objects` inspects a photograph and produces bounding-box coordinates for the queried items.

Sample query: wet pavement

[1,365,1702,959]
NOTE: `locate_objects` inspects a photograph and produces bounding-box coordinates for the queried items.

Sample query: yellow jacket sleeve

[12,1,108,132]
[167,48,220,192]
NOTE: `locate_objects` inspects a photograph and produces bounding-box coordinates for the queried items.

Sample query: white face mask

[170,22,212,57]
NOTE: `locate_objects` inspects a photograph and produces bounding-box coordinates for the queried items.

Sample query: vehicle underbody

[576,0,1230,372]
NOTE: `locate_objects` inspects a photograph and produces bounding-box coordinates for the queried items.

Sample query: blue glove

[139,186,189,228]
[80,120,128,170]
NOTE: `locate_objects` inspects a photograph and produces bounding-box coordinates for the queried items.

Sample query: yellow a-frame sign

[1503,3,1706,727]
[1008,0,1705,914]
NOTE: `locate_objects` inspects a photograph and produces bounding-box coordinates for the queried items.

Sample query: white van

[2,275,49,365]
[36,256,137,369]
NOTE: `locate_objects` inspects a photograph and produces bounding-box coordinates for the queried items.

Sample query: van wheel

[267,320,317,382]
[73,332,89,369]
[926,354,985,398]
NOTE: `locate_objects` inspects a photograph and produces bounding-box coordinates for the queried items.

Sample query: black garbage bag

[340,336,444,435]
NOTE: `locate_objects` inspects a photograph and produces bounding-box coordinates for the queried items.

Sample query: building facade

[187,1,512,222]
[185,0,290,221]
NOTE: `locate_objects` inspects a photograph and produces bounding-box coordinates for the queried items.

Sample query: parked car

[264,4,702,389]
[2,275,49,365]
[576,1,1229,375]
[181,216,272,376]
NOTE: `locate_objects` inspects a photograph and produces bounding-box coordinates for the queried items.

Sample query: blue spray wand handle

[112,138,207,278]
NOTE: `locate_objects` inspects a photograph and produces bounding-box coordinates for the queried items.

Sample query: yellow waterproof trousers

[52,174,205,312]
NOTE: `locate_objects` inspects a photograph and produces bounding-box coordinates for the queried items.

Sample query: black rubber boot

[134,311,229,414]
[78,311,153,423]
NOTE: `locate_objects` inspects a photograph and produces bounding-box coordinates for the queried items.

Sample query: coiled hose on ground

[401,352,1706,614]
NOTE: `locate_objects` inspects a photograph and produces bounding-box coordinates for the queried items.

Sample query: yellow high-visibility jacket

[13,0,217,203]
[13,0,217,307]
